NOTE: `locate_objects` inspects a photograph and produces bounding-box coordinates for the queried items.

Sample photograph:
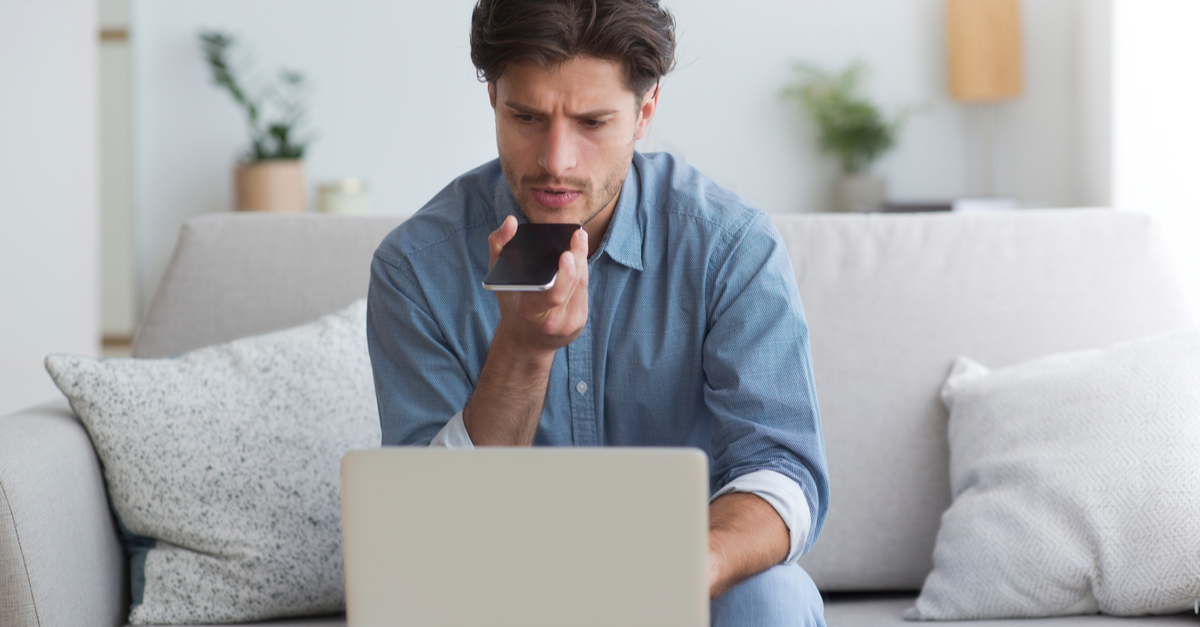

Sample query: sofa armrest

[0,400,127,627]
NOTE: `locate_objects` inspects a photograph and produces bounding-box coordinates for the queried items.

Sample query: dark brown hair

[470,0,676,97]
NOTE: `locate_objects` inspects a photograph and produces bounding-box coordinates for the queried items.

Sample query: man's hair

[470,0,676,98]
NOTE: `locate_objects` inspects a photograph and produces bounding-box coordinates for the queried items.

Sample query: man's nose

[538,119,576,178]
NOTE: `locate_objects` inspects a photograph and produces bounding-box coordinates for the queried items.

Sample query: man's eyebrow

[574,108,620,119]
[502,100,545,115]
[502,101,619,119]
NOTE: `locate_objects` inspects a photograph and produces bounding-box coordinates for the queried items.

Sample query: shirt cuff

[711,469,811,564]
[429,411,475,449]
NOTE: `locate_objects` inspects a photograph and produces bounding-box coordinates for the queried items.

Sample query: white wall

[650,0,1099,213]
[131,0,496,309]
[1076,0,1112,207]
[0,0,99,415]
[133,0,1104,306]
[1112,0,1200,317]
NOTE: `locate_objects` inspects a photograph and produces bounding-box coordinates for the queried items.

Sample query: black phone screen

[483,223,581,290]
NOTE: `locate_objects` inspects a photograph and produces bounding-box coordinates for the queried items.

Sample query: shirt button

[575,381,588,394]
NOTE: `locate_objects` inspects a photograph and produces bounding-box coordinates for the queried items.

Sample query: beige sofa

[1,209,1194,626]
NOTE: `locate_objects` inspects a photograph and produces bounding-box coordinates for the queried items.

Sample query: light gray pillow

[906,327,1200,621]
[45,300,380,625]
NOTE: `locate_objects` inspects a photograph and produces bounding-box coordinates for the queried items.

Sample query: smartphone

[482,223,581,291]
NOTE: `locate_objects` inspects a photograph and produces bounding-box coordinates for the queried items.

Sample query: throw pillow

[906,328,1200,620]
[45,300,381,625]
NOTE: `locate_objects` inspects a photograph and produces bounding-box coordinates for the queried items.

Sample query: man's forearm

[707,492,790,599]
[462,331,556,446]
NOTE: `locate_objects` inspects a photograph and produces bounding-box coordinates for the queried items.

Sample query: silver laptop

[341,448,710,627]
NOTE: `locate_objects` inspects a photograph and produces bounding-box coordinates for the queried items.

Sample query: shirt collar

[490,154,645,272]
[592,157,644,271]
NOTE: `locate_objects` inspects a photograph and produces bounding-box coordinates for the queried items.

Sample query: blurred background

[2,0,1198,415]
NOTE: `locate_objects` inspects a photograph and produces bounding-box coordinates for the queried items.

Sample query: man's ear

[634,83,660,141]
[488,82,497,109]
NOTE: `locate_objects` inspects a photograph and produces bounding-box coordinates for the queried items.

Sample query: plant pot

[235,160,305,212]
[835,175,887,213]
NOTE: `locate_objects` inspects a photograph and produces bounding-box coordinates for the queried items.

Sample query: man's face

[490,56,657,231]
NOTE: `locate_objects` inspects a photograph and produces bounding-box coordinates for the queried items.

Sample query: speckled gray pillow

[45,299,381,626]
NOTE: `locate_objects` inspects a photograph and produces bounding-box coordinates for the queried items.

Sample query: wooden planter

[235,160,305,212]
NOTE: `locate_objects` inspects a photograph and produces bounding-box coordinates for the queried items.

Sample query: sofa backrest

[779,209,1192,590]
[132,214,403,358]
[133,209,1193,592]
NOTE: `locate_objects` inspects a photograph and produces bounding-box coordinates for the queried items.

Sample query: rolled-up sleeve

[712,469,812,563]
[430,411,475,448]
[367,252,474,446]
[702,211,830,556]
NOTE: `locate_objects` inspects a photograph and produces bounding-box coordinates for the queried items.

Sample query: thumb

[488,216,518,268]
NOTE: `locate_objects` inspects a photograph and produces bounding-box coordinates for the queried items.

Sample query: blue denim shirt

[367,151,829,554]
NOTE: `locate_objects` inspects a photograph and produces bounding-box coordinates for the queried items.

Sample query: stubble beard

[499,145,633,227]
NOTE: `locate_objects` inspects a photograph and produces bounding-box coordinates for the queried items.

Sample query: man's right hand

[488,215,590,353]
[462,215,590,446]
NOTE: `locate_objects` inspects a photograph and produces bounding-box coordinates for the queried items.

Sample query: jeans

[711,564,825,627]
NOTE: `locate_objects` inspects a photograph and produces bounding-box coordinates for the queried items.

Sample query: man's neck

[584,176,630,258]
[584,206,614,258]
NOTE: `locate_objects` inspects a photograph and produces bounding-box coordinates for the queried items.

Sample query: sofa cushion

[776,210,1193,590]
[134,617,345,627]
[45,301,380,625]
[907,328,1200,619]
[825,595,1195,627]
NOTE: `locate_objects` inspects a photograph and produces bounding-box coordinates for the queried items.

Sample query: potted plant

[199,31,313,212]
[783,61,914,212]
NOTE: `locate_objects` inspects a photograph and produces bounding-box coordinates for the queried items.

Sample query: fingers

[545,229,588,306]
[542,249,577,308]
[500,227,590,347]
[570,228,588,289]
[488,216,518,268]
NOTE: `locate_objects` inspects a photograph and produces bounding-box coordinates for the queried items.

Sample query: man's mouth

[531,187,583,209]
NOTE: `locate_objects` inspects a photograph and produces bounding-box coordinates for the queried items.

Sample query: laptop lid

[341,448,709,627]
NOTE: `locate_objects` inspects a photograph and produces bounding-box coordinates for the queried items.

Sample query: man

[366,1,829,624]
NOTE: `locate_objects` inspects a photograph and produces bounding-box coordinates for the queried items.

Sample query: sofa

[1,209,1195,626]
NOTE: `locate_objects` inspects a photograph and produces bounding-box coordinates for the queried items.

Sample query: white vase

[835,175,887,213]
[317,178,369,214]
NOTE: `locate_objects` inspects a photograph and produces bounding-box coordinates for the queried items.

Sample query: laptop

[340,447,710,627]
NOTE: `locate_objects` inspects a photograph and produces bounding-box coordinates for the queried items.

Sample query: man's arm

[368,214,588,447]
[701,211,830,595]
[461,331,554,445]
[368,250,480,446]
[461,216,590,446]
[708,493,790,599]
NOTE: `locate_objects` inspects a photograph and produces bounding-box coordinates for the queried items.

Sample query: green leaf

[781,59,916,174]
[198,29,316,162]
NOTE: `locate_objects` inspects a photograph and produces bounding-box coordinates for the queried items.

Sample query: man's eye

[583,119,607,129]
[515,114,537,124]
